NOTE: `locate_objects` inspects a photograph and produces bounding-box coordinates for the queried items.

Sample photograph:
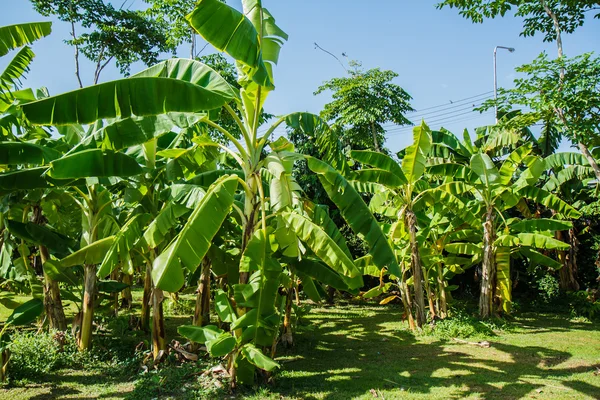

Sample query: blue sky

[2,1,599,153]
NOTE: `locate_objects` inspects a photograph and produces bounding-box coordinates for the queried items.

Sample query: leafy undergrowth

[0,298,599,399]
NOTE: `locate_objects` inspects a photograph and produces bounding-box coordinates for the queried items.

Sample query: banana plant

[428,135,581,317]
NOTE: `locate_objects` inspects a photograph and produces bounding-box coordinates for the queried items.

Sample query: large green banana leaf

[498,143,533,185]
[49,149,142,179]
[517,187,581,219]
[22,77,231,125]
[402,122,432,183]
[0,142,61,165]
[510,219,572,233]
[141,203,189,249]
[280,212,360,279]
[544,152,589,169]
[152,175,238,292]
[470,152,499,187]
[350,150,407,183]
[0,46,35,94]
[520,247,562,269]
[307,156,401,277]
[0,22,52,57]
[6,220,78,258]
[186,0,271,88]
[74,114,205,152]
[0,167,81,191]
[350,169,405,188]
[233,230,282,347]
[61,237,116,267]
[495,246,511,313]
[294,259,350,291]
[133,58,238,101]
[97,214,150,277]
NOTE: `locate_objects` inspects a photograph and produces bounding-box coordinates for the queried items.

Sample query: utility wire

[409,91,493,113]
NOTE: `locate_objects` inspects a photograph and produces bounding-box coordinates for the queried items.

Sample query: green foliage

[128,361,225,400]
[9,330,80,378]
[567,290,600,320]
[29,0,173,79]
[315,61,414,151]
[537,274,561,303]
[437,0,600,42]
[483,52,600,148]
[422,308,513,339]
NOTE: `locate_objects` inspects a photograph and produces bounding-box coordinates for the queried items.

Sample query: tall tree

[315,62,414,152]
[29,0,173,85]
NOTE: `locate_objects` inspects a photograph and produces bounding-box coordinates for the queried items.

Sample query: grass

[0,292,598,399]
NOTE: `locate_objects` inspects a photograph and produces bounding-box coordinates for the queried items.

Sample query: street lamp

[494,45,515,123]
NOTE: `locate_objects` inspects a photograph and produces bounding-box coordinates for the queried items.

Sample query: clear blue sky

[2,1,599,153]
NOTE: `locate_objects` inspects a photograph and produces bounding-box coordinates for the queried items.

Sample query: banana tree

[429,139,581,317]
[541,152,594,291]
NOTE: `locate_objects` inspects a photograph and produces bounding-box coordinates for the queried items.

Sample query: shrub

[568,290,600,321]
[9,330,79,379]
[537,274,561,303]
[421,309,512,339]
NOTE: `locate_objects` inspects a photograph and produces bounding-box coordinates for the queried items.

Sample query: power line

[408,96,492,120]
[387,111,494,136]
[409,91,494,113]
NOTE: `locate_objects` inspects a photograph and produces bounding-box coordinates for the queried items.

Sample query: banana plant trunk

[79,264,96,350]
[422,267,437,320]
[436,263,447,319]
[141,262,152,332]
[33,206,67,331]
[239,175,259,285]
[558,229,580,291]
[40,245,67,331]
[193,258,211,327]
[479,206,496,319]
[152,287,166,360]
[111,270,119,317]
[399,277,416,330]
[406,210,426,327]
[281,285,294,347]
[121,273,133,309]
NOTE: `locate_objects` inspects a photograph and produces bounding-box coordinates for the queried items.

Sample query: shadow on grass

[270,305,599,400]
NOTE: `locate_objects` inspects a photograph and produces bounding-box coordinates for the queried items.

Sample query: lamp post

[494,45,515,123]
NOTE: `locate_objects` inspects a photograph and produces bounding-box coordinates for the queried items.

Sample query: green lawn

[0,297,598,399]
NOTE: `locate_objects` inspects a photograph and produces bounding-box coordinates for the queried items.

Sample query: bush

[9,330,80,379]
[127,362,224,400]
[421,309,512,339]
[568,290,600,321]
[537,274,561,303]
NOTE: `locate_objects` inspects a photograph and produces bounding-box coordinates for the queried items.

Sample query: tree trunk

[399,277,416,330]
[40,245,67,331]
[578,142,600,182]
[541,0,563,59]
[370,122,381,152]
[78,264,96,350]
[152,287,166,361]
[422,267,437,319]
[281,286,294,347]
[436,263,447,319]
[121,273,133,309]
[141,262,152,332]
[406,210,426,327]
[111,270,119,317]
[0,348,9,383]
[193,258,211,327]
[559,229,580,291]
[479,207,496,319]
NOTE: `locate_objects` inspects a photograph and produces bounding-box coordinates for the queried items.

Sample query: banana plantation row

[0,0,596,389]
